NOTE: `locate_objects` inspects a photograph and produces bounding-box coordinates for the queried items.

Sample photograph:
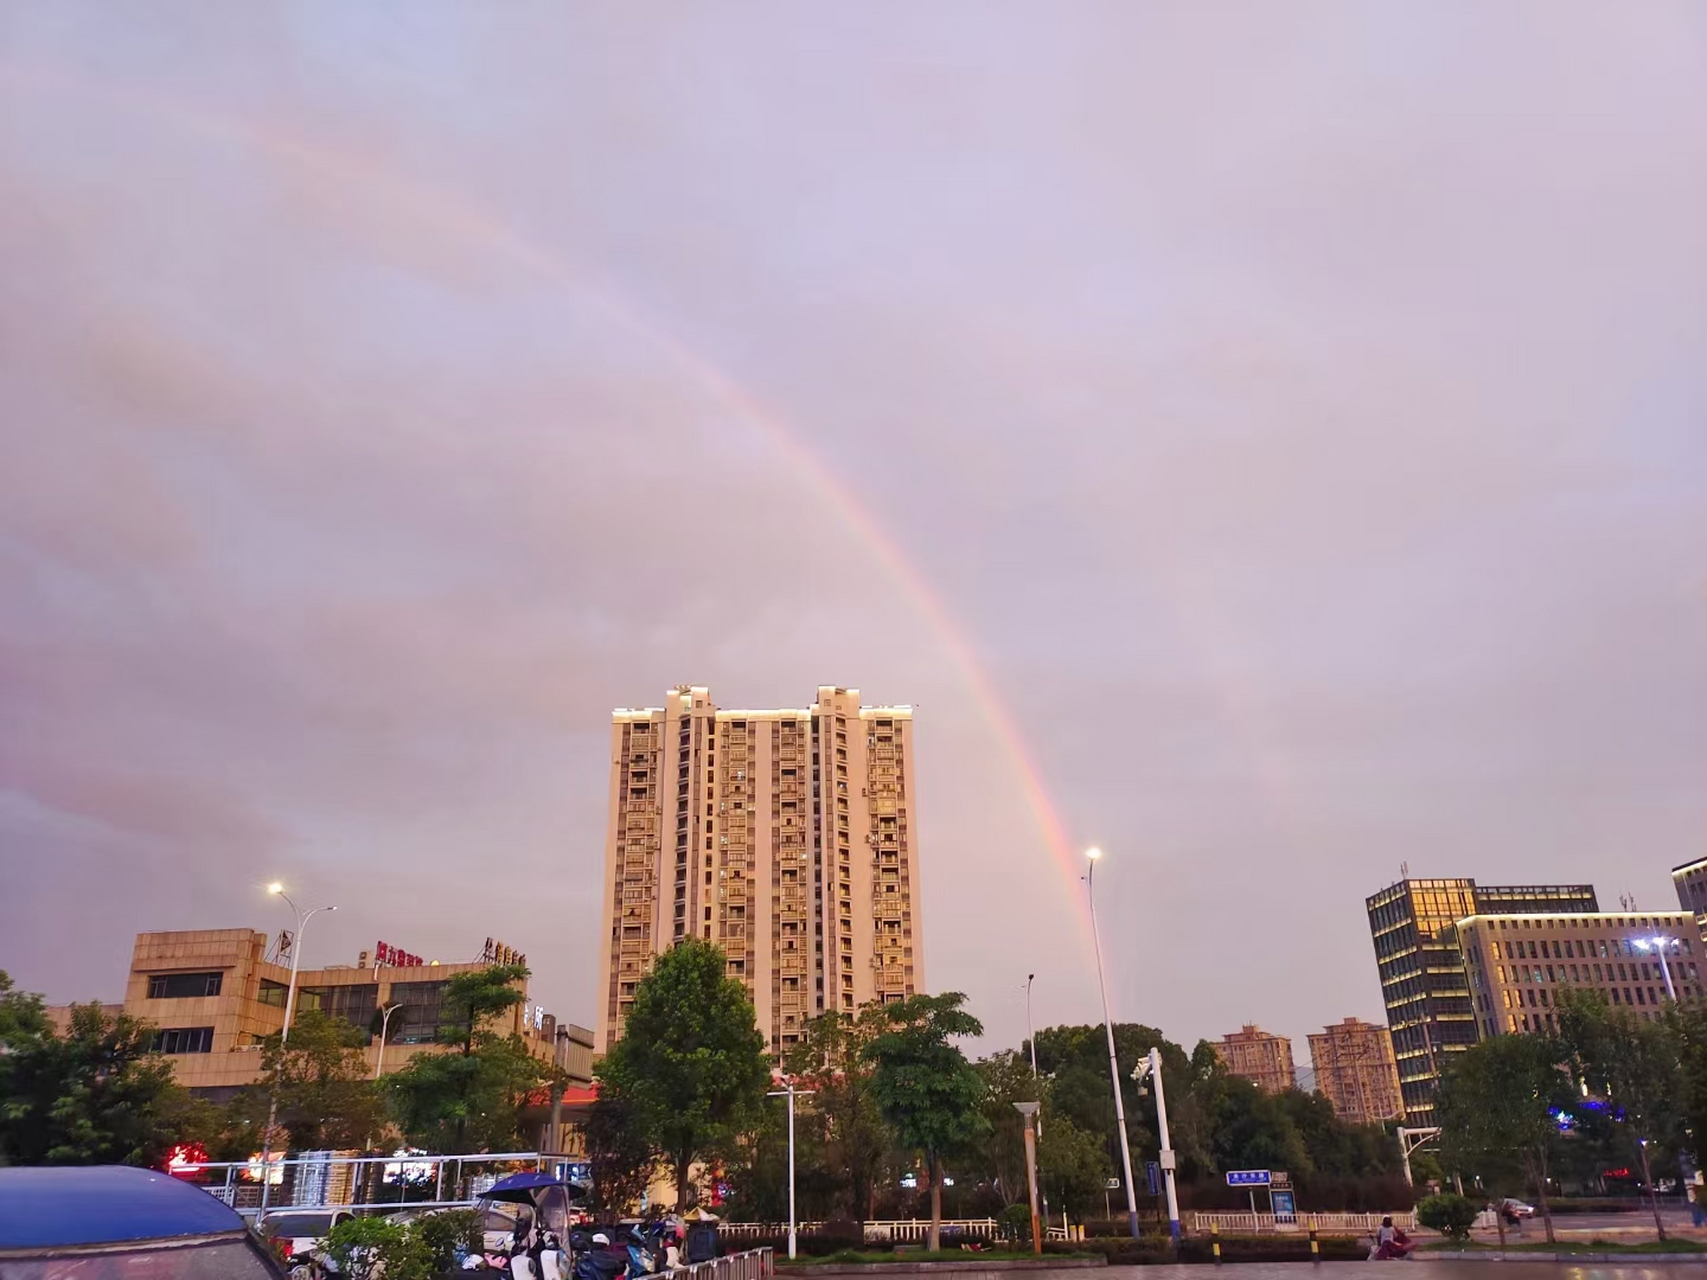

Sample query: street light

[374,1003,404,1080]
[1084,847,1140,1240]
[1634,936,1680,1003]
[259,883,337,1218]
[768,1073,815,1259]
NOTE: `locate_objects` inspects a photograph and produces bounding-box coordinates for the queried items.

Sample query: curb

[1430,1251,1707,1263]
[786,1261,1108,1274]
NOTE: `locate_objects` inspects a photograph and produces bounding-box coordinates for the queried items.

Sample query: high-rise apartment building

[1308,1017,1404,1124]
[1214,1025,1296,1094]
[1365,878,1597,1125]
[1459,908,1706,1038]
[597,686,924,1057]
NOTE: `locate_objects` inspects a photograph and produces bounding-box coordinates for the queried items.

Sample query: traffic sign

[1226,1169,1271,1187]
[1105,1177,1122,1190]
[1144,1162,1160,1196]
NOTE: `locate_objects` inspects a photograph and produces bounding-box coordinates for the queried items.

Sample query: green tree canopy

[786,1005,894,1221]
[864,992,990,1250]
[595,938,771,1207]
[0,995,186,1167]
[243,1008,387,1152]
[1037,1112,1114,1220]
[1558,989,1683,1240]
[386,1030,551,1155]
[1437,1032,1569,1242]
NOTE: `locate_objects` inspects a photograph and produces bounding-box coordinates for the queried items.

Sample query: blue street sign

[1145,1161,1161,1196]
[1271,1190,1297,1222]
[1226,1169,1272,1187]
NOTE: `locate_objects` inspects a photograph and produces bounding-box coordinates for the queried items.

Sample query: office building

[597,685,924,1057]
[1308,1017,1404,1124]
[48,929,591,1100]
[1366,878,1597,1124]
[1673,857,1707,926]
[1459,908,1706,1037]
[1214,1025,1296,1094]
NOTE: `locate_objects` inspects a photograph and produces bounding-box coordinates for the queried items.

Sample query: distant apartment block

[597,685,924,1058]
[1308,1017,1404,1124]
[45,929,590,1104]
[1366,878,1597,1125]
[1673,857,1707,927]
[1459,908,1706,1037]
[1214,1024,1296,1094]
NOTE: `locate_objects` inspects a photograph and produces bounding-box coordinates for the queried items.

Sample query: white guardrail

[1189,1211,1415,1235]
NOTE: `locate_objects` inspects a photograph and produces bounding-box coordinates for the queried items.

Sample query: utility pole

[1135,1048,1181,1242]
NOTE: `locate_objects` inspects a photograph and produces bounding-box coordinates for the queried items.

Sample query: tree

[864,992,990,1251]
[438,964,530,1054]
[242,1009,386,1152]
[0,998,186,1167]
[583,1083,659,1217]
[1436,1033,1568,1243]
[972,1050,1039,1209]
[1667,1002,1707,1176]
[387,1030,549,1155]
[1415,1193,1479,1241]
[787,1006,895,1220]
[1558,989,1682,1241]
[596,938,770,1207]
[1037,1113,1113,1221]
[386,963,546,1155]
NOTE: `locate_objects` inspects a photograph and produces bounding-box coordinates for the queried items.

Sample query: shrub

[1416,1193,1480,1241]
[413,1208,483,1273]
[321,1217,404,1280]
[997,1203,1033,1243]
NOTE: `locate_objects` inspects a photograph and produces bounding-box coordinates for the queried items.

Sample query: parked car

[259,1209,355,1274]
[1499,1198,1536,1219]
[0,1164,290,1278]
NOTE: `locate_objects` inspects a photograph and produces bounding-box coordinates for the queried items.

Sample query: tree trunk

[1638,1141,1666,1241]
[928,1151,942,1252]
[1494,1199,1506,1250]
[676,1146,692,1212]
[1528,1149,1556,1245]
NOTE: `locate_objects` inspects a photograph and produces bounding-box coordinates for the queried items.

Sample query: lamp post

[1634,936,1680,1003]
[768,1073,815,1259]
[1084,848,1140,1240]
[373,1003,403,1080]
[1014,1102,1044,1255]
[258,883,336,1218]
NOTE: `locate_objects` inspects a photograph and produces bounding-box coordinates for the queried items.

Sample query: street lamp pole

[768,1074,815,1259]
[1084,848,1140,1240]
[1636,936,1680,1003]
[259,884,336,1218]
[1147,1048,1182,1242]
[374,1003,403,1080]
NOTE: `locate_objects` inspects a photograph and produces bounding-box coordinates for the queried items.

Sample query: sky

[2,3,1704,1065]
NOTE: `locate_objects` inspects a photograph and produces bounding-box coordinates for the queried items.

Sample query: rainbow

[3,63,1100,956]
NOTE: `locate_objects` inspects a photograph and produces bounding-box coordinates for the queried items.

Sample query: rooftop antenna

[1400,861,1410,878]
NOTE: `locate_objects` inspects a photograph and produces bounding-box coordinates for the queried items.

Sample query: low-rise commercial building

[49,929,591,1101]
[1214,1024,1296,1093]
[1458,909,1706,1037]
[1308,1017,1404,1123]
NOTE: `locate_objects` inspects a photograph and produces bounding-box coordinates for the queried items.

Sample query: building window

[146,972,223,999]
[390,980,451,1045]
[258,979,289,1008]
[153,1027,215,1054]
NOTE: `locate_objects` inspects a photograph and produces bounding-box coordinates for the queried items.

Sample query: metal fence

[176,1150,570,1214]
[718,1220,1002,1244]
[1188,1210,1414,1235]
[672,1249,773,1280]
